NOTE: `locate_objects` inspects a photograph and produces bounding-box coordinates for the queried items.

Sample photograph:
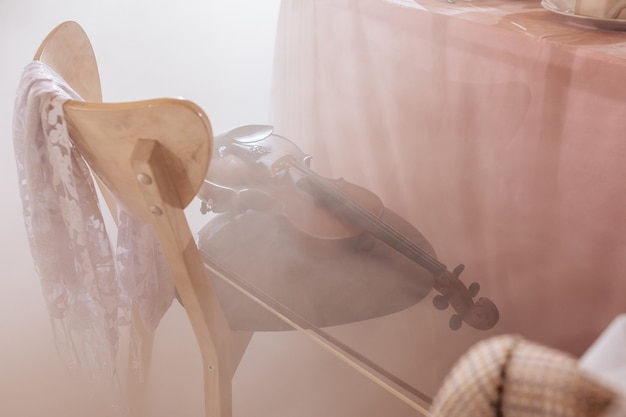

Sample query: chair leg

[201,330,253,417]
[203,360,233,417]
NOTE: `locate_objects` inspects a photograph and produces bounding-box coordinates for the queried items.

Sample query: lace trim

[13,61,175,378]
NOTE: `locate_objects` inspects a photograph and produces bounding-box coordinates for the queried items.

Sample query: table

[265,0,626,411]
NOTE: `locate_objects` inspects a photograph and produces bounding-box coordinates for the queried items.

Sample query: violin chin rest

[464,297,500,331]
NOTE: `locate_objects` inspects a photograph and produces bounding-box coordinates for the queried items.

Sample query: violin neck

[292,163,447,277]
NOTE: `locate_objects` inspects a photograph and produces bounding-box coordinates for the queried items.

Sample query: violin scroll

[433,264,499,331]
[462,297,500,331]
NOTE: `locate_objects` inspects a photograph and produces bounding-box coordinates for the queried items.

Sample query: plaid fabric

[430,335,622,417]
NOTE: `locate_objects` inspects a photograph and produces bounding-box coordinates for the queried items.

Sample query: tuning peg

[433,295,449,310]
[449,314,463,330]
[468,282,480,297]
[452,264,465,276]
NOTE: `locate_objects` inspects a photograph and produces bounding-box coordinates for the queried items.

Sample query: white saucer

[541,0,626,30]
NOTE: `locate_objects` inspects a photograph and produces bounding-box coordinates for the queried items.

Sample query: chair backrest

[33,21,102,103]
[34,21,213,223]
[62,99,212,223]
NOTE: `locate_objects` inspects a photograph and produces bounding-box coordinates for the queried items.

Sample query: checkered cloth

[430,335,626,417]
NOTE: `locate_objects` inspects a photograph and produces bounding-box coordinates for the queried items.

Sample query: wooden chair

[31,20,433,417]
[34,21,252,417]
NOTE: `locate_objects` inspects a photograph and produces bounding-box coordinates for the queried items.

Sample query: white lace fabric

[13,61,175,378]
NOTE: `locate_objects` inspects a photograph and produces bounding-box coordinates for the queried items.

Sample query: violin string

[292,162,448,276]
[297,167,444,273]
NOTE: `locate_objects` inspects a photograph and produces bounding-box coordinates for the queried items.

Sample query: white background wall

[0,1,280,416]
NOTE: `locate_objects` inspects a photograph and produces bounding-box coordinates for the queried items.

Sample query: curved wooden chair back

[34,21,102,103]
[62,99,212,223]
[33,21,248,417]
[33,21,212,223]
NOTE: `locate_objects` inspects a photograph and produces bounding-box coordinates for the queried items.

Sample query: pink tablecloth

[270,0,626,364]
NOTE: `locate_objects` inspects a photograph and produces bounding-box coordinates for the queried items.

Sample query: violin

[198,125,499,331]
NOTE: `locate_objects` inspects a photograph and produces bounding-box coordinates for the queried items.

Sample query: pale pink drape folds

[13,61,175,377]
[270,0,626,395]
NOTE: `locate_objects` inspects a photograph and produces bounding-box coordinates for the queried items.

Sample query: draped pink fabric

[270,0,626,394]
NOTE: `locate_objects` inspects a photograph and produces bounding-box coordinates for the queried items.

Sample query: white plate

[541,0,626,30]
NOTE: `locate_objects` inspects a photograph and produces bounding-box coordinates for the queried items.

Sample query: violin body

[201,125,383,240]
[198,125,499,331]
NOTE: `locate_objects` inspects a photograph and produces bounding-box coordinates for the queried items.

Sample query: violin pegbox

[431,264,496,331]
